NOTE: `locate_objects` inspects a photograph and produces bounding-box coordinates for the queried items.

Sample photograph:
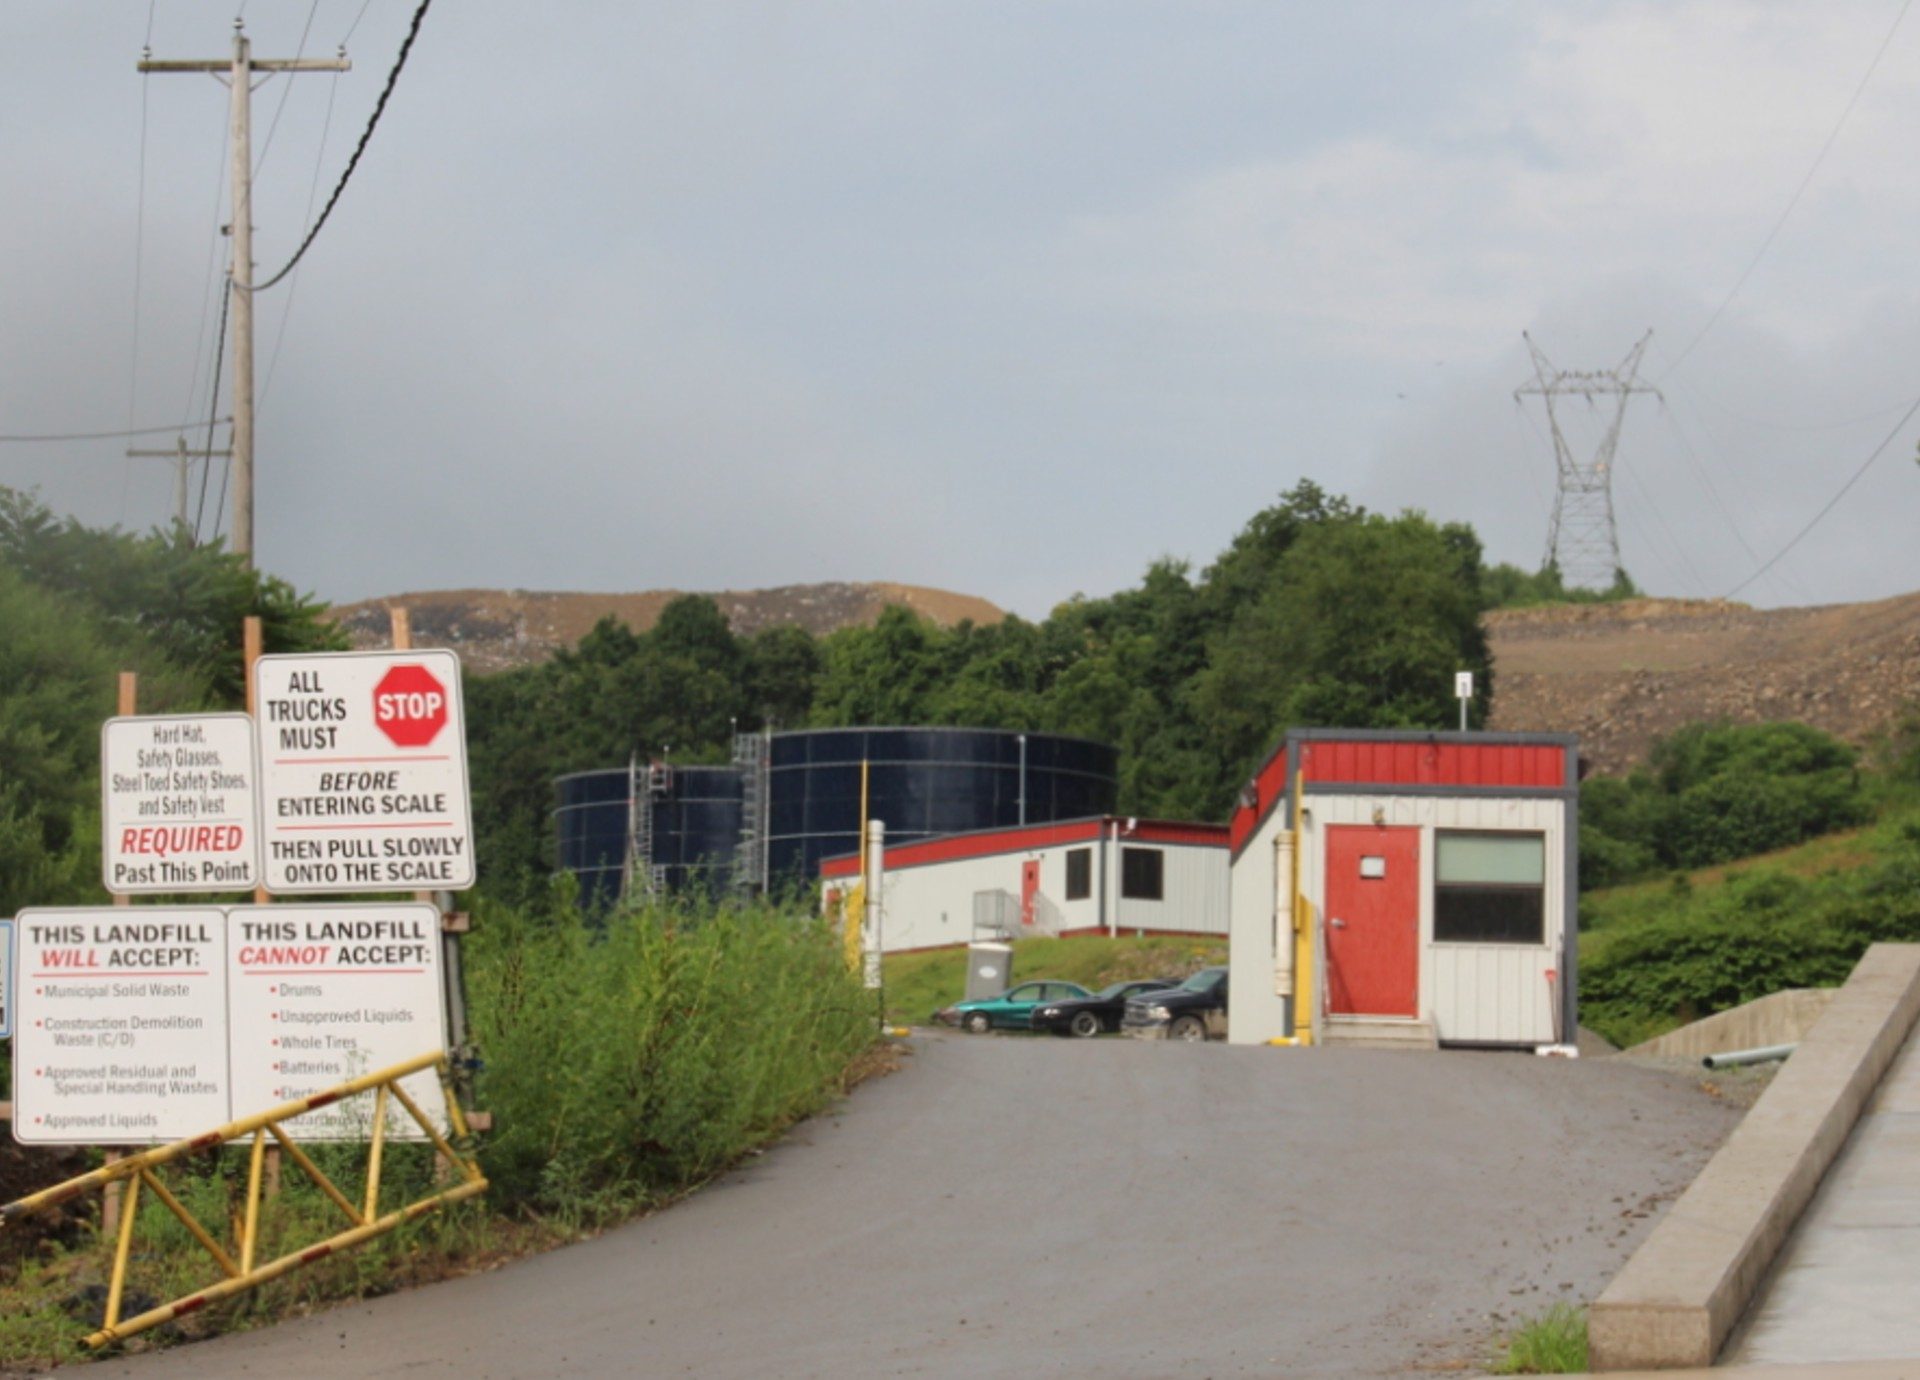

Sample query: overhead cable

[253,0,324,177]
[248,0,435,293]
[1662,0,1914,378]
[0,420,233,444]
[1724,390,1920,598]
[193,277,234,545]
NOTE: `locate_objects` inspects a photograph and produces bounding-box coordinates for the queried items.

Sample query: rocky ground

[1486,593,1920,774]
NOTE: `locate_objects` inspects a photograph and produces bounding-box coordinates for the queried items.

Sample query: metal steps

[1321,1016,1439,1050]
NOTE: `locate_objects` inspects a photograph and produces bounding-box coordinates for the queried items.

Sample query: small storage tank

[553,764,744,911]
[765,727,1118,882]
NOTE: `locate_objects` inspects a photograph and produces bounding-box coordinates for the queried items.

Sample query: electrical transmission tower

[1513,331,1662,591]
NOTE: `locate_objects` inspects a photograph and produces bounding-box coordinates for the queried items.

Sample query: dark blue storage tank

[765,727,1118,881]
[552,769,631,913]
[553,765,745,911]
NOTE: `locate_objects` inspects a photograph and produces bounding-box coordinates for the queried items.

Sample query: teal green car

[934,980,1093,1034]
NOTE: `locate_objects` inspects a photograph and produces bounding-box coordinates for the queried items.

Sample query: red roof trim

[1230,734,1572,858]
[819,816,1227,878]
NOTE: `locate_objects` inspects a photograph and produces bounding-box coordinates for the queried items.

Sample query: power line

[123,26,158,526]
[0,420,233,444]
[1658,393,1815,604]
[262,67,344,408]
[1663,0,1914,378]
[249,0,435,293]
[253,0,325,176]
[342,0,378,46]
[180,114,234,438]
[1725,389,1920,599]
[194,277,234,545]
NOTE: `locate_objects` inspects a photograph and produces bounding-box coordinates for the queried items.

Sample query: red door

[1324,825,1420,1018]
[1021,859,1040,927]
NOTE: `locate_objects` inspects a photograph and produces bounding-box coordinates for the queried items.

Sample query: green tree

[1191,510,1492,811]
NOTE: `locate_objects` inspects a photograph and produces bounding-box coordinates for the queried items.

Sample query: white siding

[1228,809,1290,1045]
[1114,843,1229,936]
[860,836,1224,954]
[1303,793,1568,1047]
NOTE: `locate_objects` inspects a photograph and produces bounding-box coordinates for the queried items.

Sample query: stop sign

[372,663,449,747]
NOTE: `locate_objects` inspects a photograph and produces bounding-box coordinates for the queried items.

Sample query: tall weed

[465,888,874,1215]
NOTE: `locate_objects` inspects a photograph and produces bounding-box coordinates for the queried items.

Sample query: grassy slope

[1577,798,1920,1046]
[883,934,1227,1026]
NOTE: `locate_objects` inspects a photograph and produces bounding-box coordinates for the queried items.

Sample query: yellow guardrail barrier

[0,1050,488,1349]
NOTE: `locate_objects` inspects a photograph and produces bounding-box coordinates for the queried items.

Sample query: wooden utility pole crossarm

[139,24,349,567]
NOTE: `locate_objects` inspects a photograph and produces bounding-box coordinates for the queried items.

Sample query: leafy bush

[466,886,875,1214]
[1581,827,1920,1045]
[1578,722,1869,889]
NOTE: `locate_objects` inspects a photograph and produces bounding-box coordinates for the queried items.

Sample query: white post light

[1455,670,1474,732]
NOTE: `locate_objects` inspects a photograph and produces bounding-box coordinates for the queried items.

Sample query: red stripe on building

[820,816,1226,878]
[1231,738,1568,856]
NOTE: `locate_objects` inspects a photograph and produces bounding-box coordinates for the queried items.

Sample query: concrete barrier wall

[1588,944,1920,1371]
[1624,988,1837,1063]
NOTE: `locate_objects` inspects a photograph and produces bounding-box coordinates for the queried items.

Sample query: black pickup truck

[1121,966,1229,1041]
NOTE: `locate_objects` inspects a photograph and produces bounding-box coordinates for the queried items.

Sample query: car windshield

[1178,969,1223,992]
[1095,982,1138,1000]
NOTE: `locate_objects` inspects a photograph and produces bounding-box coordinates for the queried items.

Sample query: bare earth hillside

[332,583,1920,775]
[1487,593,1920,775]
[329,582,1007,674]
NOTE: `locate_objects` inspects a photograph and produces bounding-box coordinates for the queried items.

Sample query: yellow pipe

[241,1130,265,1274]
[387,1080,479,1183]
[266,1125,365,1228]
[1290,752,1315,1047]
[364,1085,390,1222]
[86,1178,489,1349]
[139,1168,240,1279]
[104,1172,141,1331]
[1,1051,450,1226]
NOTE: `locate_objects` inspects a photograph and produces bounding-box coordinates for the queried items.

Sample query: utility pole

[1513,332,1662,591]
[125,435,232,535]
[141,23,348,567]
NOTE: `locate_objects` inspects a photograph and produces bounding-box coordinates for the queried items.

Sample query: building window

[1121,847,1164,901]
[1064,847,1091,900]
[1434,831,1546,944]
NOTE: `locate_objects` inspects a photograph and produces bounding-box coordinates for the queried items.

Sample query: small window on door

[1434,831,1546,944]
[1121,847,1164,900]
[1064,847,1092,900]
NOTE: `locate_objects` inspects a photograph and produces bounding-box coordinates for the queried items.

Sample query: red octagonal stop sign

[372,663,449,747]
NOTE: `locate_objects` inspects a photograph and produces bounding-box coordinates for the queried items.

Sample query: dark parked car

[1122,966,1229,1041]
[1031,979,1177,1037]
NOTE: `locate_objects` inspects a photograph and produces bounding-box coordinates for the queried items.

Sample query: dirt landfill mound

[1486,593,1920,774]
[329,582,1007,675]
[331,583,1920,775]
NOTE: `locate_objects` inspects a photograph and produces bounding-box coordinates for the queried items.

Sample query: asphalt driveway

[87,1033,1742,1379]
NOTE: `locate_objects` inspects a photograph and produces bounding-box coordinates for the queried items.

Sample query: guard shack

[1227,729,1579,1050]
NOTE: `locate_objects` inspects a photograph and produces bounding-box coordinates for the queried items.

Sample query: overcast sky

[4,1,1919,618]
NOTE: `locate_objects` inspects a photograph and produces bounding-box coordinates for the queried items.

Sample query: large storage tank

[552,768,630,913]
[553,764,745,910]
[764,728,1118,882]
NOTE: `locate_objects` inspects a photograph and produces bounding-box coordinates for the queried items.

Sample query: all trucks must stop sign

[373,663,449,748]
[254,650,475,894]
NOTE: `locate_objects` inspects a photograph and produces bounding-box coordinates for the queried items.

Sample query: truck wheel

[1070,1010,1103,1039]
[1169,1014,1207,1043]
[965,1011,992,1035]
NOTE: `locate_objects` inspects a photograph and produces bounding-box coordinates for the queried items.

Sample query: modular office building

[1226,729,1579,1050]
[820,816,1229,953]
